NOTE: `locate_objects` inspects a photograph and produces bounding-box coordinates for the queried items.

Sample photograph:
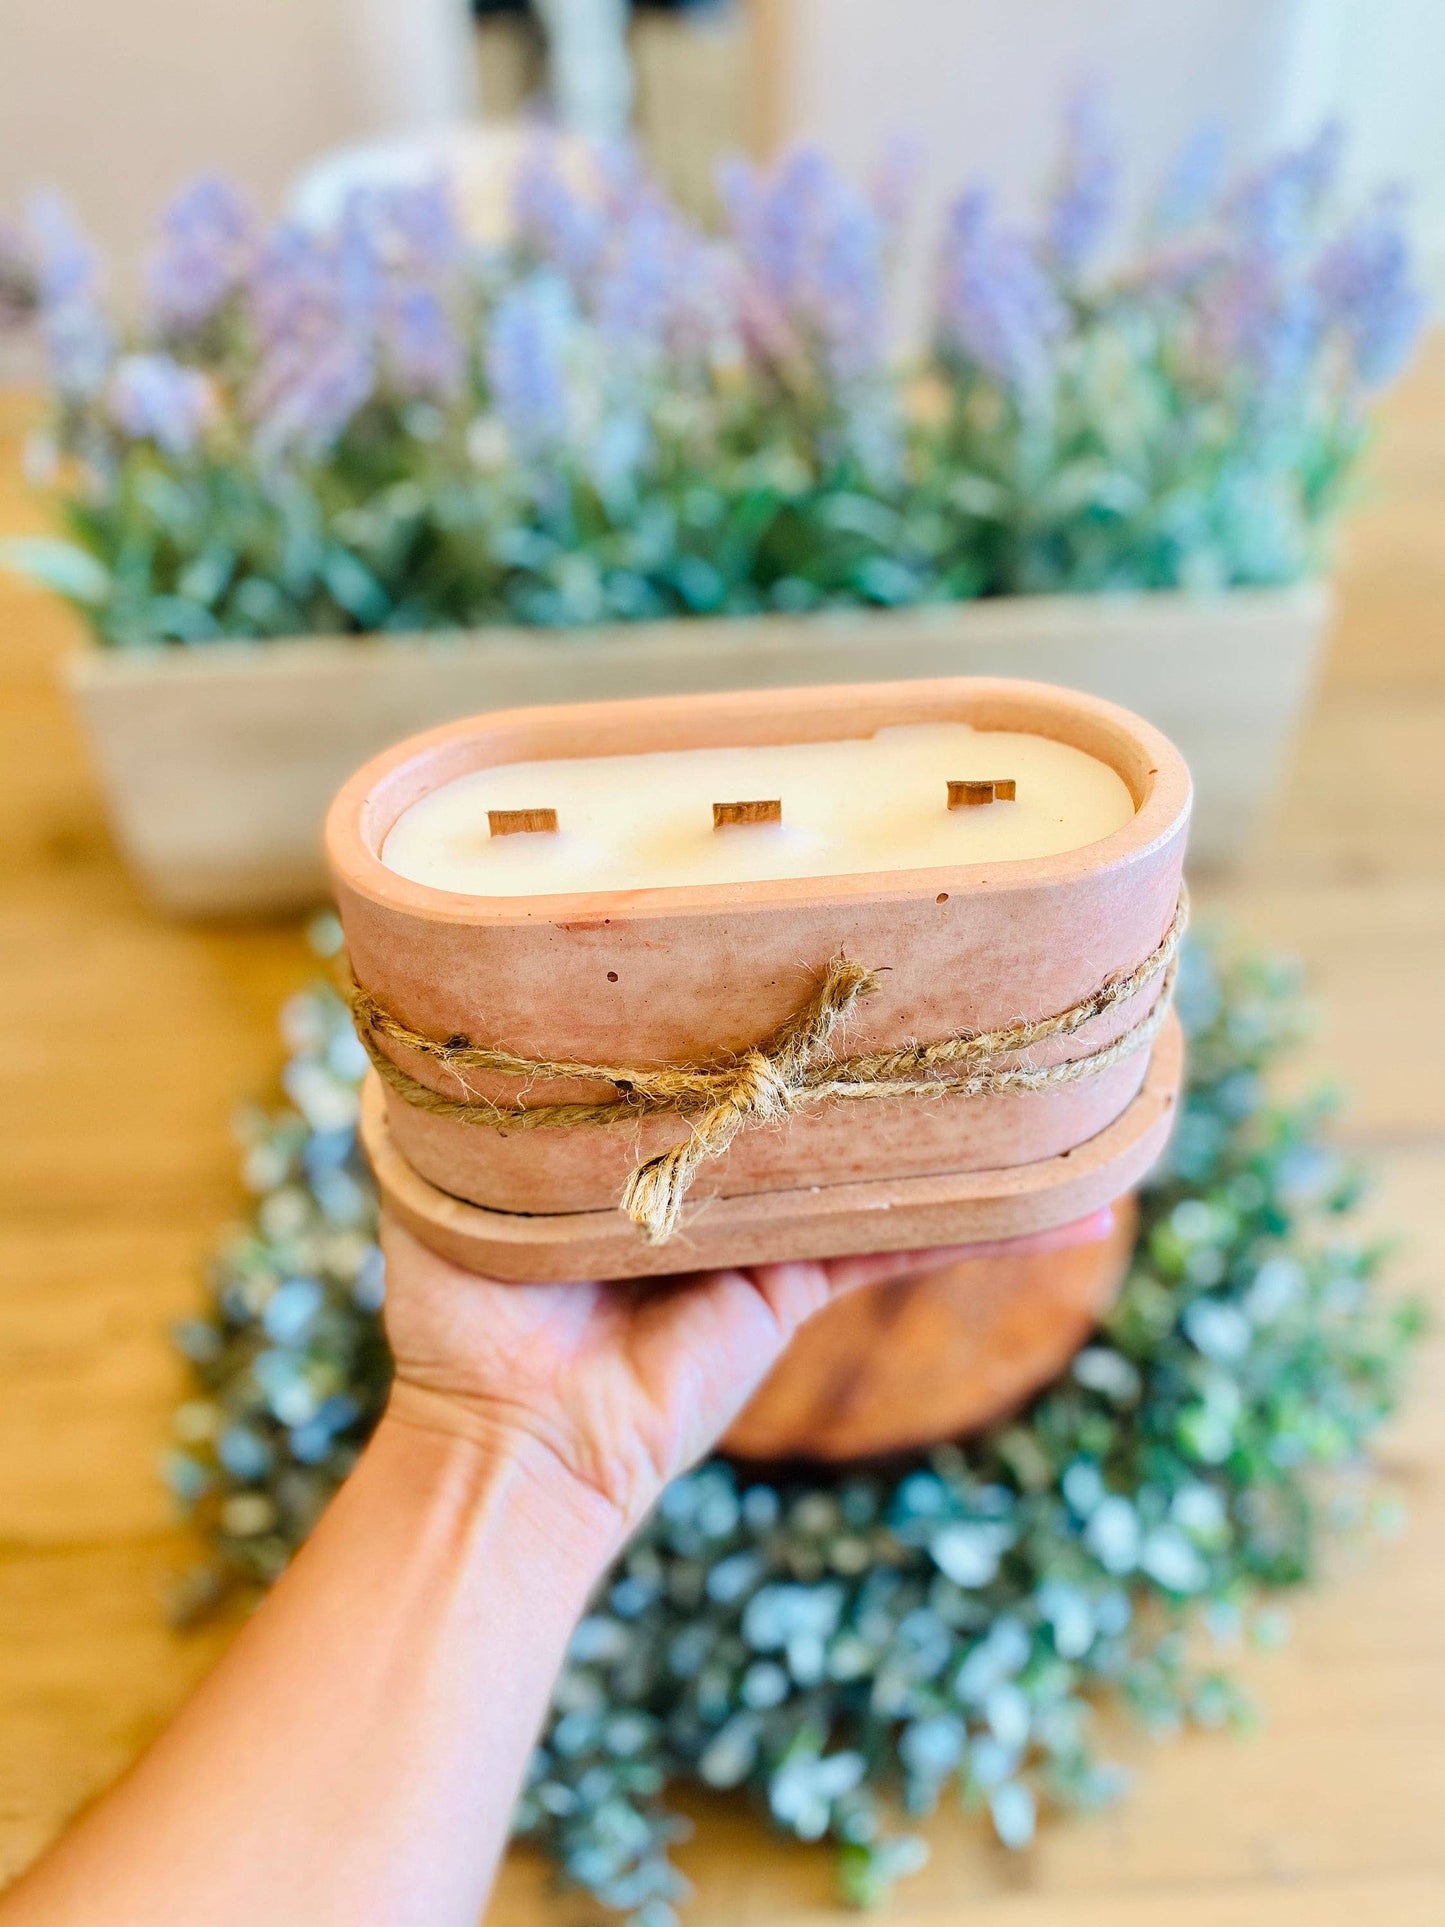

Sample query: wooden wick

[713,799,782,828]
[947,778,1017,809]
[489,807,559,836]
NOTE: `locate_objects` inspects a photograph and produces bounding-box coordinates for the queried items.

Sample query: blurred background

[5,1,1445,274]
[1,4,1443,1924]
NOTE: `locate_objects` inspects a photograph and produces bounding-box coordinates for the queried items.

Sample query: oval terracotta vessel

[723,1198,1139,1462]
[358,1021,1178,1280]
[327,678,1190,1237]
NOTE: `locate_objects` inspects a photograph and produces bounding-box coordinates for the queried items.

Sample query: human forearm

[3,1401,623,1927]
[4,1225,1081,1924]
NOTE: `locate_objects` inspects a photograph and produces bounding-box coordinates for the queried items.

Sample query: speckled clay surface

[357,1012,1182,1283]
[327,679,1191,1217]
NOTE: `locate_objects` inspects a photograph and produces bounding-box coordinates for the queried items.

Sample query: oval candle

[381,722,1135,897]
[327,678,1190,1273]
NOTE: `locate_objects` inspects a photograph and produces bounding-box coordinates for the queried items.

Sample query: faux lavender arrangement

[0,108,1424,647]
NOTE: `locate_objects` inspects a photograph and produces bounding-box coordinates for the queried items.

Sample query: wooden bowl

[327,678,1190,1245]
[722,1199,1139,1461]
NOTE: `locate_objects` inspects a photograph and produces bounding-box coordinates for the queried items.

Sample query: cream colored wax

[381,722,1136,898]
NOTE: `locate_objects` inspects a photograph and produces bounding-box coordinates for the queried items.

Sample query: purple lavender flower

[1244,279,1325,402]
[248,221,377,454]
[936,186,1066,396]
[1200,253,1324,412]
[1152,122,1225,233]
[594,185,736,366]
[107,352,215,456]
[567,141,737,364]
[25,192,113,401]
[593,191,682,348]
[385,283,466,397]
[659,238,742,365]
[813,186,888,381]
[249,177,470,448]
[485,276,572,453]
[1044,87,1117,275]
[1225,121,1343,261]
[1314,189,1425,388]
[1131,244,1234,309]
[719,147,887,382]
[146,177,255,336]
[343,175,461,285]
[512,139,607,285]
[343,179,466,400]
[1195,125,1356,413]
[26,195,99,310]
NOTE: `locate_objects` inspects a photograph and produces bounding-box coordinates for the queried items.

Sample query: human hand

[379,1211,1112,1533]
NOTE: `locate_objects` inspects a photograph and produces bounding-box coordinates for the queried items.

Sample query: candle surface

[381,722,1135,898]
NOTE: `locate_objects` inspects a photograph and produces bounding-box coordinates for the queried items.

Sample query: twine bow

[346,890,1187,1244]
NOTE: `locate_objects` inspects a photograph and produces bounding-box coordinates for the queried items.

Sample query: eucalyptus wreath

[167,928,1417,1924]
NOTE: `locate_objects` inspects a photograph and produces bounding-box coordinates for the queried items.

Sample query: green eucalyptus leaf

[143,595,224,643]
[1037,462,1147,520]
[817,493,900,543]
[0,537,112,606]
[177,547,237,608]
[945,473,1010,519]
[320,548,390,626]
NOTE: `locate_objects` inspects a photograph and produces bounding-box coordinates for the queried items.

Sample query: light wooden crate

[65,583,1331,916]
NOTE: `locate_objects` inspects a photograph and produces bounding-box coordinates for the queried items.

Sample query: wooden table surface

[2,347,1443,1924]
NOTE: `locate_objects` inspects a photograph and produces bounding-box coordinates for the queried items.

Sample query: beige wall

[0,0,475,280]
[10,0,1437,311]
[476,8,751,222]
[758,0,1445,326]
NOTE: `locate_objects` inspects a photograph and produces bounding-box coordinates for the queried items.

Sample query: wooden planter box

[65,583,1329,917]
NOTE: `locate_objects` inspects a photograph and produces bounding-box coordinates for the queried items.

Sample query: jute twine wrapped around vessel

[346,890,1188,1243]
